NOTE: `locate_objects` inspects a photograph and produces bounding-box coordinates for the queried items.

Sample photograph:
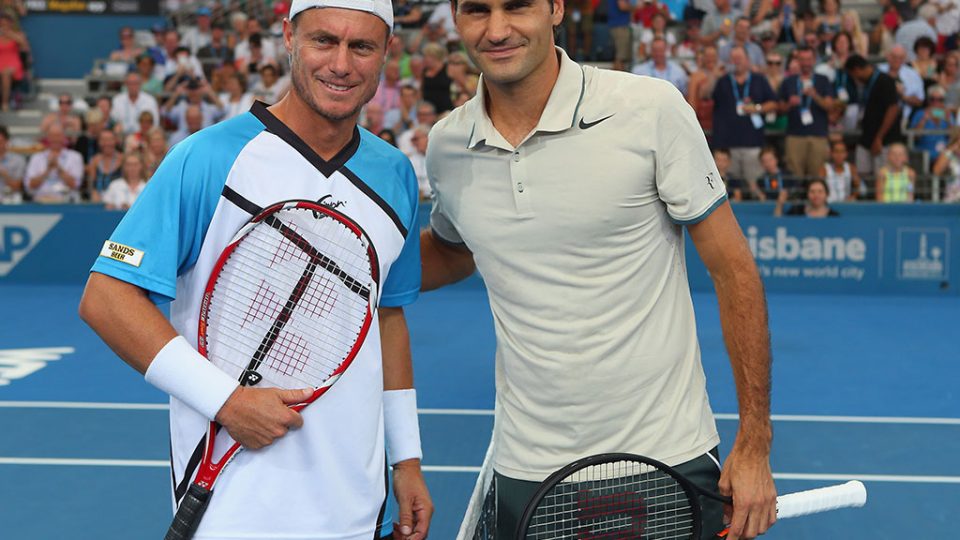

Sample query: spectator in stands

[712,147,744,199]
[123,110,155,153]
[109,26,144,65]
[820,140,860,201]
[407,54,425,88]
[774,178,839,216]
[676,20,702,70]
[168,104,203,146]
[0,124,25,204]
[942,52,960,112]
[134,54,163,97]
[393,0,423,31]
[182,7,214,55]
[421,43,453,114]
[637,11,677,60]
[564,0,595,61]
[871,0,899,56]
[228,10,249,45]
[371,60,402,119]
[41,93,83,141]
[816,0,842,47]
[447,52,478,101]
[846,54,903,177]
[744,0,775,32]
[840,9,869,56]
[711,45,778,192]
[163,77,223,133]
[895,3,938,60]
[142,126,167,176]
[816,31,853,83]
[74,109,106,164]
[387,34,412,80]
[399,101,436,158]
[632,38,688,93]
[410,19,448,55]
[688,45,722,133]
[932,127,960,201]
[880,44,925,122]
[876,143,916,201]
[111,73,160,135]
[388,82,419,133]
[219,73,254,120]
[912,36,939,82]
[197,22,234,80]
[910,85,954,163]
[94,95,116,132]
[102,152,148,211]
[378,128,397,147]
[772,0,802,46]
[362,102,387,136]
[234,19,278,67]
[608,0,633,71]
[25,124,83,203]
[719,17,765,68]
[779,45,835,180]
[701,0,741,47]
[250,63,288,104]
[426,0,458,44]
[931,0,959,52]
[0,11,27,111]
[158,30,204,83]
[763,51,786,98]
[754,146,796,200]
[408,125,430,199]
[85,129,122,202]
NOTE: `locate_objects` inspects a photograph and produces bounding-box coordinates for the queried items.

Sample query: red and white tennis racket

[164,200,379,540]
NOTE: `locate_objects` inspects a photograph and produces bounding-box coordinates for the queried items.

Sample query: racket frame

[169,200,379,535]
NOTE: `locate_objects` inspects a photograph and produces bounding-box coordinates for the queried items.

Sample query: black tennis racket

[164,200,379,540]
[517,453,867,539]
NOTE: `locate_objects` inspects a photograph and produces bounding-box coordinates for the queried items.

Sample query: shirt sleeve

[378,161,421,308]
[24,153,44,191]
[654,82,728,224]
[89,140,212,304]
[65,151,84,184]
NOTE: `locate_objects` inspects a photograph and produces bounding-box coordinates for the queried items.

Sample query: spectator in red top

[0,11,27,111]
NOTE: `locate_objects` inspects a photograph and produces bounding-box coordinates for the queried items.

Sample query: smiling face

[284,8,389,123]
[454,0,563,88]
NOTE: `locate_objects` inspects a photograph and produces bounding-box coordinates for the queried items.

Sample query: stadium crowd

[1,0,959,209]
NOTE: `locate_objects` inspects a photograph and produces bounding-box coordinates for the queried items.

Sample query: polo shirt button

[517,182,524,192]
[513,152,520,162]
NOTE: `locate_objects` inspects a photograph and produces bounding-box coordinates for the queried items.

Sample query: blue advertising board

[1,203,958,295]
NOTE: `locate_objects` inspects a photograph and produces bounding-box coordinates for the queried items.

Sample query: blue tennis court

[0,279,957,539]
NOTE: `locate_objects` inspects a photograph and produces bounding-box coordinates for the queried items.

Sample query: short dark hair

[794,44,815,56]
[0,125,9,140]
[844,54,870,71]
[914,36,936,54]
[808,178,829,196]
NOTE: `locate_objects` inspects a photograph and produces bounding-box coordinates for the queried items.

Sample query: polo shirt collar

[467,47,585,150]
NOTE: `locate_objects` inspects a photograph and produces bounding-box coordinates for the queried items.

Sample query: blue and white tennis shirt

[91,102,420,540]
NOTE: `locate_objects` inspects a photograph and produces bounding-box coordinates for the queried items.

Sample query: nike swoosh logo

[579,114,615,130]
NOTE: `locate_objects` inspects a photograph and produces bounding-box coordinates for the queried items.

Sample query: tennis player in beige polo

[420,1,778,539]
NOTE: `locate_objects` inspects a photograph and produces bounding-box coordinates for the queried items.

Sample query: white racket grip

[776,480,867,519]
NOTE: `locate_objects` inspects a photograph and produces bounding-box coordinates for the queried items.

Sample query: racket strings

[525,461,695,540]
[204,207,373,390]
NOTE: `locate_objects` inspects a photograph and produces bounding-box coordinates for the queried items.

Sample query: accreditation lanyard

[730,72,751,103]
[860,71,879,106]
[795,76,813,110]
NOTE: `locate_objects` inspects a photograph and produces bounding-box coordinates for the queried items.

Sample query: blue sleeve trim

[672,194,728,226]
[379,287,419,308]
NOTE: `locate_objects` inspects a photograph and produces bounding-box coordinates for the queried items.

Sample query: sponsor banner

[1,204,958,295]
[25,0,159,15]
[685,216,959,295]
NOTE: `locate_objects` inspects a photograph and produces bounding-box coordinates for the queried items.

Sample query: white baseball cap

[288,0,394,30]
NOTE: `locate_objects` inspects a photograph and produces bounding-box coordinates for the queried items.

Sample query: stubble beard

[289,48,376,123]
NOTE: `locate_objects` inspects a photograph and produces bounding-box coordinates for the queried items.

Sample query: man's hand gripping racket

[164,200,379,540]
[517,453,867,539]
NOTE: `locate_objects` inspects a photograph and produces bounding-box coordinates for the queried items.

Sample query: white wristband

[383,388,422,465]
[145,336,240,421]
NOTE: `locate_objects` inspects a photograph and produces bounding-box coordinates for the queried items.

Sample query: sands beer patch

[99,241,144,267]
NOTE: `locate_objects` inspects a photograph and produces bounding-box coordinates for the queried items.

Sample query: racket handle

[776,480,867,519]
[164,484,213,540]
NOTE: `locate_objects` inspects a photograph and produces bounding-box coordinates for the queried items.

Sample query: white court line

[2,402,959,425]
[1,457,958,484]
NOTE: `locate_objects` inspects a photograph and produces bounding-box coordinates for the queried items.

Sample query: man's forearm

[876,104,900,142]
[419,229,476,292]
[713,257,773,449]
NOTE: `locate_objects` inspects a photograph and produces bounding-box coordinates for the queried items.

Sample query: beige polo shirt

[427,48,726,482]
